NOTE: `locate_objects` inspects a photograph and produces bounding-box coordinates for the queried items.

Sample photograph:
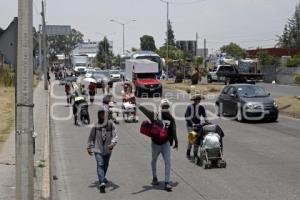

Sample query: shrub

[175,71,184,83]
[0,66,15,87]
[294,73,300,84]
[190,72,199,85]
[287,54,300,67]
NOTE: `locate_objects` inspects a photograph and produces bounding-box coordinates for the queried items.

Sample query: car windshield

[110,70,119,74]
[94,71,109,77]
[237,86,269,97]
[136,73,156,79]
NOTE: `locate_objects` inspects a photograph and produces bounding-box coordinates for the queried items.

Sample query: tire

[216,104,221,117]
[135,87,140,97]
[224,78,230,85]
[207,76,212,83]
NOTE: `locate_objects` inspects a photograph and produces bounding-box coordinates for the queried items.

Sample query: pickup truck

[207,65,264,85]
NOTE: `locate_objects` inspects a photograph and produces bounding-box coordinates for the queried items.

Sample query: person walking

[88,82,97,103]
[139,99,178,192]
[65,82,71,104]
[184,94,208,160]
[87,106,118,193]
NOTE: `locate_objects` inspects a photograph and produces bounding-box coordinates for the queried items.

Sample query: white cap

[160,99,170,107]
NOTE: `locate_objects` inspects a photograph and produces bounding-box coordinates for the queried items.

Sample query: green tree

[156,45,185,60]
[166,20,175,46]
[220,42,248,59]
[257,51,278,66]
[140,35,156,51]
[278,3,300,48]
[131,47,139,52]
[48,28,84,62]
[96,37,114,68]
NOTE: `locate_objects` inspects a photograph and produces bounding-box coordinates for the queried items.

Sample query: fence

[260,65,300,84]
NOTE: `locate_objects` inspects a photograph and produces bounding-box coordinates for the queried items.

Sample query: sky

[1,0,300,55]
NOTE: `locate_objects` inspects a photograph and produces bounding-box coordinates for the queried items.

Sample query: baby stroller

[122,82,138,123]
[122,96,138,123]
[192,124,226,169]
[103,95,120,124]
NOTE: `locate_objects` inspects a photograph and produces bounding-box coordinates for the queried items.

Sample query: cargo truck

[125,59,162,97]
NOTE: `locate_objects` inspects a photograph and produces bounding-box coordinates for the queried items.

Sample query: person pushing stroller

[185,94,208,160]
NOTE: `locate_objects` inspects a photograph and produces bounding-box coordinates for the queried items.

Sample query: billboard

[46,25,71,36]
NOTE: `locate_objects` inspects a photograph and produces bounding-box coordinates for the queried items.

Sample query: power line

[164,0,206,5]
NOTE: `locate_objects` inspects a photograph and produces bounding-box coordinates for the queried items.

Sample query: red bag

[140,121,169,143]
[140,121,152,138]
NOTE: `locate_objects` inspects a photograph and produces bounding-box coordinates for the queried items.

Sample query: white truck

[125,59,162,97]
[72,55,88,75]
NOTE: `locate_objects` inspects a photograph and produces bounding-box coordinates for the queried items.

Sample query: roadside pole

[41,0,48,90]
[166,1,169,80]
[204,38,207,69]
[16,0,34,199]
[38,25,42,70]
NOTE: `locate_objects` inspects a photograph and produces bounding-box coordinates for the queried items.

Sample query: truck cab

[125,59,162,97]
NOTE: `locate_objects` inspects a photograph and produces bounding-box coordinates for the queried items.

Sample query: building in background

[196,48,208,58]
[176,40,197,59]
[0,17,18,68]
[247,48,300,59]
[71,40,113,67]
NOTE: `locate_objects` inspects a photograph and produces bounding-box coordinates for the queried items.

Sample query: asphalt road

[51,80,300,200]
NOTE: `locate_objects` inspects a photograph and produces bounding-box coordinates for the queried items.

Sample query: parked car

[93,70,113,88]
[216,84,279,122]
[207,65,264,85]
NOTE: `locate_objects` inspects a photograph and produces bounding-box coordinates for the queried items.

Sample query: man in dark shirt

[185,94,208,159]
[139,99,178,192]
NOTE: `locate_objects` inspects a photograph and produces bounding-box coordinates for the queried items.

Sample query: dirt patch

[0,87,15,143]
[163,80,223,95]
[276,96,300,119]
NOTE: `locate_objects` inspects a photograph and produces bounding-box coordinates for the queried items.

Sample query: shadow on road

[131,181,179,195]
[89,181,120,192]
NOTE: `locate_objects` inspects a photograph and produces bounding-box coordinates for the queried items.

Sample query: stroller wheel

[195,156,202,166]
[203,160,212,169]
[217,160,227,168]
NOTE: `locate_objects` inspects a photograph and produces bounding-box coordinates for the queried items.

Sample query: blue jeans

[151,142,171,183]
[95,153,111,184]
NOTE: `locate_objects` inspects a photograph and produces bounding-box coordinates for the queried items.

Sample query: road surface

[50,80,300,200]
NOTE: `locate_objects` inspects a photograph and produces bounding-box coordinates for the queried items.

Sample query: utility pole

[38,25,42,70]
[204,38,207,69]
[41,0,48,90]
[16,0,34,199]
[122,24,125,55]
[166,1,169,80]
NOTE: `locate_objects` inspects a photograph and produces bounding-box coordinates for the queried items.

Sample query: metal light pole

[16,0,34,199]
[160,0,170,80]
[110,19,136,55]
[41,0,48,90]
[38,25,42,70]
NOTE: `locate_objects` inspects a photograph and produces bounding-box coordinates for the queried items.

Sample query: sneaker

[99,183,106,193]
[165,182,172,192]
[103,178,109,184]
[152,177,159,186]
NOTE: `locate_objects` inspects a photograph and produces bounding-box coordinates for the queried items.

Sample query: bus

[121,51,164,78]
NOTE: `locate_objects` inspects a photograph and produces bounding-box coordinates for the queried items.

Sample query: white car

[109,70,121,81]
[85,68,95,78]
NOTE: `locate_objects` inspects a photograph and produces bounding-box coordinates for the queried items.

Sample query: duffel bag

[140,121,169,143]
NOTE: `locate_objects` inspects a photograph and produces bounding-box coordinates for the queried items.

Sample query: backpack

[140,120,169,144]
